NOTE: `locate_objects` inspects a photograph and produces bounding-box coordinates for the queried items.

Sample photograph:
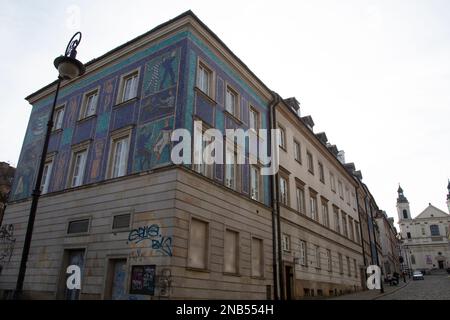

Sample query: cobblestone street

[378,271,450,300]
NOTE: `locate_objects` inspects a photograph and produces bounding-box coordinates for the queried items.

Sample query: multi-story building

[0,162,15,225]
[374,210,401,276]
[274,98,365,298]
[0,11,276,300]
[397,185,450,272]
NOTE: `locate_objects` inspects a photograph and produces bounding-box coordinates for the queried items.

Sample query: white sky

[1,0,449,225]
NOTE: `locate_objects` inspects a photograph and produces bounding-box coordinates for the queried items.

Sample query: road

[378,271,450,300]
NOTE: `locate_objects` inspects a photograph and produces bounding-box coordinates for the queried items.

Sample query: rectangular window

[224,229,239,274]
[330,172,336,192]
[70,149,87,187]
[326,249,332,272]
[112,214,131,230]
[346,187,351,205]
[278,125,286,149]
[338,253,343,274]
[353,259,358,278]
[67,219,90,234]
[40,159,53,194]
[342,212,348,237]
[299,240,307,266]
[121,72,139,102]
[321,201,329,228]
[315,245,321,269]
[294,140,301,163]
[338,180,344,199]
[225,145,237,190]
[225,85,238,117]
[110,136,129,178]
[346,256,351,276]
[249,107,259,131]
[334,206,340,233]
[282,234,291,252]
[296,187,306,214]
[53,105,65,130]
[310,194,317,221]
[348,217,354,241]
[407,232,411,239]
[194,127,214,178]
[197,62,212,97]
[307,151,314,174]
[355,222,360,243]
[251,238,263,277]
[318,161,325,183]
[81,90,98,118]
[250,166,260,201]
[279,176,288,205]
[188,219,208,269]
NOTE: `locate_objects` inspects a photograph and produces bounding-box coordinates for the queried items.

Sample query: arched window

[402,209,408,219]
[430,225,440,236]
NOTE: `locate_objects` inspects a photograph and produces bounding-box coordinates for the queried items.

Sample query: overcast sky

[1,0,449,224]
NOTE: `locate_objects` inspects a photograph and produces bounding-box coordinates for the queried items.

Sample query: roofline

[25,10,272,103]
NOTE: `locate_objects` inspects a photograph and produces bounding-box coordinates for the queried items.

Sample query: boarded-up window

[224,230,238,274]
[251,237,263,277]
[188,219,208,269]
[67,219,89,234]
[112,214,131,230]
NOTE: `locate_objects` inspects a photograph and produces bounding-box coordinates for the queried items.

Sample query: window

[407,232,411,239]
[194,126,214,179]
[321,201,329,228]
[67,219,90,234]
[345,187,350,205]
[351,192,356,209]
[348,217,354,241]
[225,144,237,190]
[421,227,426,235]
[353,259,358,278]
[278,125,286,149]
[315,245,321,269]
[110,136,130,178]
[346,256,351,276]
[225,85,238,117]
[81,90,98,119]
[338,253,343,274]
[333,206,340,233]
[188,219,208,269]
[355,222,360,243]
[296,187,306,214]
[294,140,301,163]
[250,166,260,201]
[342,213,348,237]
[411,254,416,265]
[112,214,131,230]
[402,209,408,219]
[330,172,336,192]
[249,107,259,131]
[224,230,239,274]
[310,193,317,221]
[318,162,325,183]
[53,105,65,130]
[251,238,264,277]
[120,72,139,102]
[430,225,440,236]
[307,151,314,174]
[326,249,332,272]
[197,62,212,97]
[282,234,291,252]
[338,180,343,199]
[40,159,53,194]
[299,240,307,266]
[279,176,288,205]
[69,149,88,187]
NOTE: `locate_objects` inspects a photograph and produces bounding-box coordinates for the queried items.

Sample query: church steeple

[397,184,411,221]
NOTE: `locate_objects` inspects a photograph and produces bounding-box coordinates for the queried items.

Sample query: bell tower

[446,179,450,214]
[397,184,411,221]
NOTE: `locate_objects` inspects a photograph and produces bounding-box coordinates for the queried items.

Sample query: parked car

[413,270,424,280]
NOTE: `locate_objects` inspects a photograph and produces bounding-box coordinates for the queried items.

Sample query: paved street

[378,271,450,300]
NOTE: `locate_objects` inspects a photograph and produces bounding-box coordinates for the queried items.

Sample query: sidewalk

[329,280,411,300]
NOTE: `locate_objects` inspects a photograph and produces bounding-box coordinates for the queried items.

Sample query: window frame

[117,69,140,104]
[307,151,314,174]
[278,124,287,150]
[67,141,90,188]
[293,140,302,164]
[251,237,264,278]
[107,126,132,179]
[40,154,55,194]
[79,87,100,120]
[318,161,325,183]
[187,217,210,271]
[295,180,306,215]
[225,84,239,118]
[249,106,260,132]
[53,104,66,131]
[196,59,214,99]
[224,228,240,275]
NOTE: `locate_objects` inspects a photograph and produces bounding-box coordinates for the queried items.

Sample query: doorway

[438,260,444,269]
[285,265,294,300]
[104,258,127,300]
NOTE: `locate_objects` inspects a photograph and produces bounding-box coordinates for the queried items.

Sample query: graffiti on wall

[0,224,16,263]
[157,268,173,297]
[127,224,172,257]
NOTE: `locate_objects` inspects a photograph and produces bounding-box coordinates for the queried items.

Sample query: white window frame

[80,89,99,119]
[315,245,321,269]
[278,125,286,150]
[225,85,239,117]
[40,157,54,194]
[250,165,260,201]
[197,61,213,97]
[53,105,65,131]
[68,144,89,188]
[321,201,329,228]
[296,186,305,214]
[282,234,291,252]
[294,140,301,163]
[310,193,317,221]
[299,240,307,266]
[330,172,336,192]
[107,127,132,179]
[118,70,139,104]
[279,176,288,205]
[249,106,259,131]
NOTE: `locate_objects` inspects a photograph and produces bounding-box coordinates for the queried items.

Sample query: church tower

[446,179,450,214]
[397,184,411,221]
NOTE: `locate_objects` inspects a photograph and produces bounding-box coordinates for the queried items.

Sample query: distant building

[374,210,401,276]
[397,185,450,272]
[0,162,15,224]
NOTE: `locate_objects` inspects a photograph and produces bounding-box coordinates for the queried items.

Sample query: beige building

[374,210,401,276]
[274,98,365,298]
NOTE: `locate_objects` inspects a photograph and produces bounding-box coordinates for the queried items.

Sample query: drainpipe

[355,186,367,274]
[268,92,282,300]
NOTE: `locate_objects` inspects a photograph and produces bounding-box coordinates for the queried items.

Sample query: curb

[373,280,411,300]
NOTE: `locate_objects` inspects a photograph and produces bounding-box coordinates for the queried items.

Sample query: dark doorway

[438,260,444,269]
[285,265,294,300]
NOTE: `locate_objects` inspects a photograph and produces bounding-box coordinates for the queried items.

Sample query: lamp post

[14,32,85,299]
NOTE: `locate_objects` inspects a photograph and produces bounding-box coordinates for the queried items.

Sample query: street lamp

[14,32,85,299]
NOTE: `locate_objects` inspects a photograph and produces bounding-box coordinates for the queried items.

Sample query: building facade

[374,210,401,276]
[0,162,15,225]
[397,185,450,272]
